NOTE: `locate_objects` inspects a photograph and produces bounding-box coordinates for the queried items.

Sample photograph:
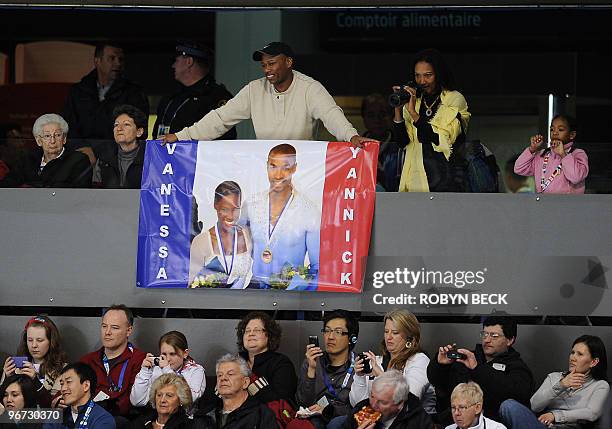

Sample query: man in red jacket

[80,304,146,419]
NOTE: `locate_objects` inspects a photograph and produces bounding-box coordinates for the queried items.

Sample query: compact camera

[446,350,467,360]
[357,353,372,374]
[388,81,423,107]
[153,357,161,366]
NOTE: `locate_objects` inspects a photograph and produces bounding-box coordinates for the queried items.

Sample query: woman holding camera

[130,331,205,408]
[392,48,470,192]
[349,309,436,414]
[2,315,67,408]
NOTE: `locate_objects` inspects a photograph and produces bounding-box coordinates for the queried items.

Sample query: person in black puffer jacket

[427,315,534,426]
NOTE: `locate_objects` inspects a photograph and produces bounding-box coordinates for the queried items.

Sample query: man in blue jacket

[44,362,115,429]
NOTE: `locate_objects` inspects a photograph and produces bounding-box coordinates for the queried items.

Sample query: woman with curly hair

[349,309,436,414]
[235,311,297,403]
[393,48,470,192]
[131,373,194,429]
[2,315,68,407]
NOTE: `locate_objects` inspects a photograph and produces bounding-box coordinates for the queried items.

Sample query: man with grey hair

[346,369,433,429]
[193,353,278,428]
[0,113,91,187]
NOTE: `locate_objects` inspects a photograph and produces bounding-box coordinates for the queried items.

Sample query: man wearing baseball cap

[153,40,236,140]
[162,41,374,147]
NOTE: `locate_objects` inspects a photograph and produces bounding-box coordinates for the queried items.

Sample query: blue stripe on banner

[136,141,198,288]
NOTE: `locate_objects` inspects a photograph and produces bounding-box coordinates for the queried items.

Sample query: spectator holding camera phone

[427,315,534,426]
[130,331,205,408]
[349,310,436,415]
[391,48,470,192]
[2,315,68,408]
[296,309,359,429]
[514,114,588,194]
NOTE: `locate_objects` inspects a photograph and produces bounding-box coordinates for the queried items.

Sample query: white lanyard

[214,223,237,275]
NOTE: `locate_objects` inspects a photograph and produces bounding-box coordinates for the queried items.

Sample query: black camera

[388,81,422,108]
[308,336,319,348]
[446,350,467,360]
[357,352,372,374]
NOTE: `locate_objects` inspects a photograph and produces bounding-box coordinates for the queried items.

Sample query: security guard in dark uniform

[153,41,237,140]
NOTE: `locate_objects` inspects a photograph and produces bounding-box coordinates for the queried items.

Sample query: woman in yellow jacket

[392,49,471,192]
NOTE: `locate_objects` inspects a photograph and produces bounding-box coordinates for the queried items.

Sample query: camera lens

[388,89,410,108]
[154,357,160,366]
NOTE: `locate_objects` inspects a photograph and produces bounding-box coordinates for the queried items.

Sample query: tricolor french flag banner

[137,140,378,293]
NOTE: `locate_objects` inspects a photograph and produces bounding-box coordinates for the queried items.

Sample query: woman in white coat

[130,330,205,408]
[349,309,436,414]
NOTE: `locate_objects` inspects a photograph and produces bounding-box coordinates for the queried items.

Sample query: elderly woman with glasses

[1,113,91,188]
[131,373,193,429]
[446,382,507,429]
[235,311,297,404]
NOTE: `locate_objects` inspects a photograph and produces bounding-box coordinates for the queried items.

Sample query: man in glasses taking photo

[427,315,534,427]
[296,309,360,429]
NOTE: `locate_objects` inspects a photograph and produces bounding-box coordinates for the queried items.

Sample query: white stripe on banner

[136,140,378,293]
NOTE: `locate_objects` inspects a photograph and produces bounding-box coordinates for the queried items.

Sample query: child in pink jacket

[514,114,588,194]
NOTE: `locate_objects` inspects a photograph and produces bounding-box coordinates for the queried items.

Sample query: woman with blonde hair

[446,382,506,429]
[131,373,193,429]
[349,309,436,413]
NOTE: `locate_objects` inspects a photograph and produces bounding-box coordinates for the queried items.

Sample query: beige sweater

[175,70,358,142]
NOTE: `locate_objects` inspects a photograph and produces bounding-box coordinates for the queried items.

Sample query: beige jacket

[176,70,358,142]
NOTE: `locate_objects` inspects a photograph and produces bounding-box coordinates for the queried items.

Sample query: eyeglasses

[480,331,503,339]
[321,328,349,336]
[244,328,266,335]
[40,132,64,142]
[451,403,479,413]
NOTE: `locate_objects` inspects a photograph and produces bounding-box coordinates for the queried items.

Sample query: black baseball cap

[252,42,295,61]
[176,41,211,60]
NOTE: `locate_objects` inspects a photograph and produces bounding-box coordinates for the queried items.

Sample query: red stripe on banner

[318,141,379,293]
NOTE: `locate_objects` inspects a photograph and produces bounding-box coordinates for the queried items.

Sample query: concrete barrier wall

[0,190,610,316]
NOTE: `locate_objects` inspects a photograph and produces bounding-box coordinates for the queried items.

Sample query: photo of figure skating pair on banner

[189,142,321,290]
[136,139,377,293]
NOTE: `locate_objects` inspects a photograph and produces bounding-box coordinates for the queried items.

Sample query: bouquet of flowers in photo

[190,272,229,288]
[269,263,316,290]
